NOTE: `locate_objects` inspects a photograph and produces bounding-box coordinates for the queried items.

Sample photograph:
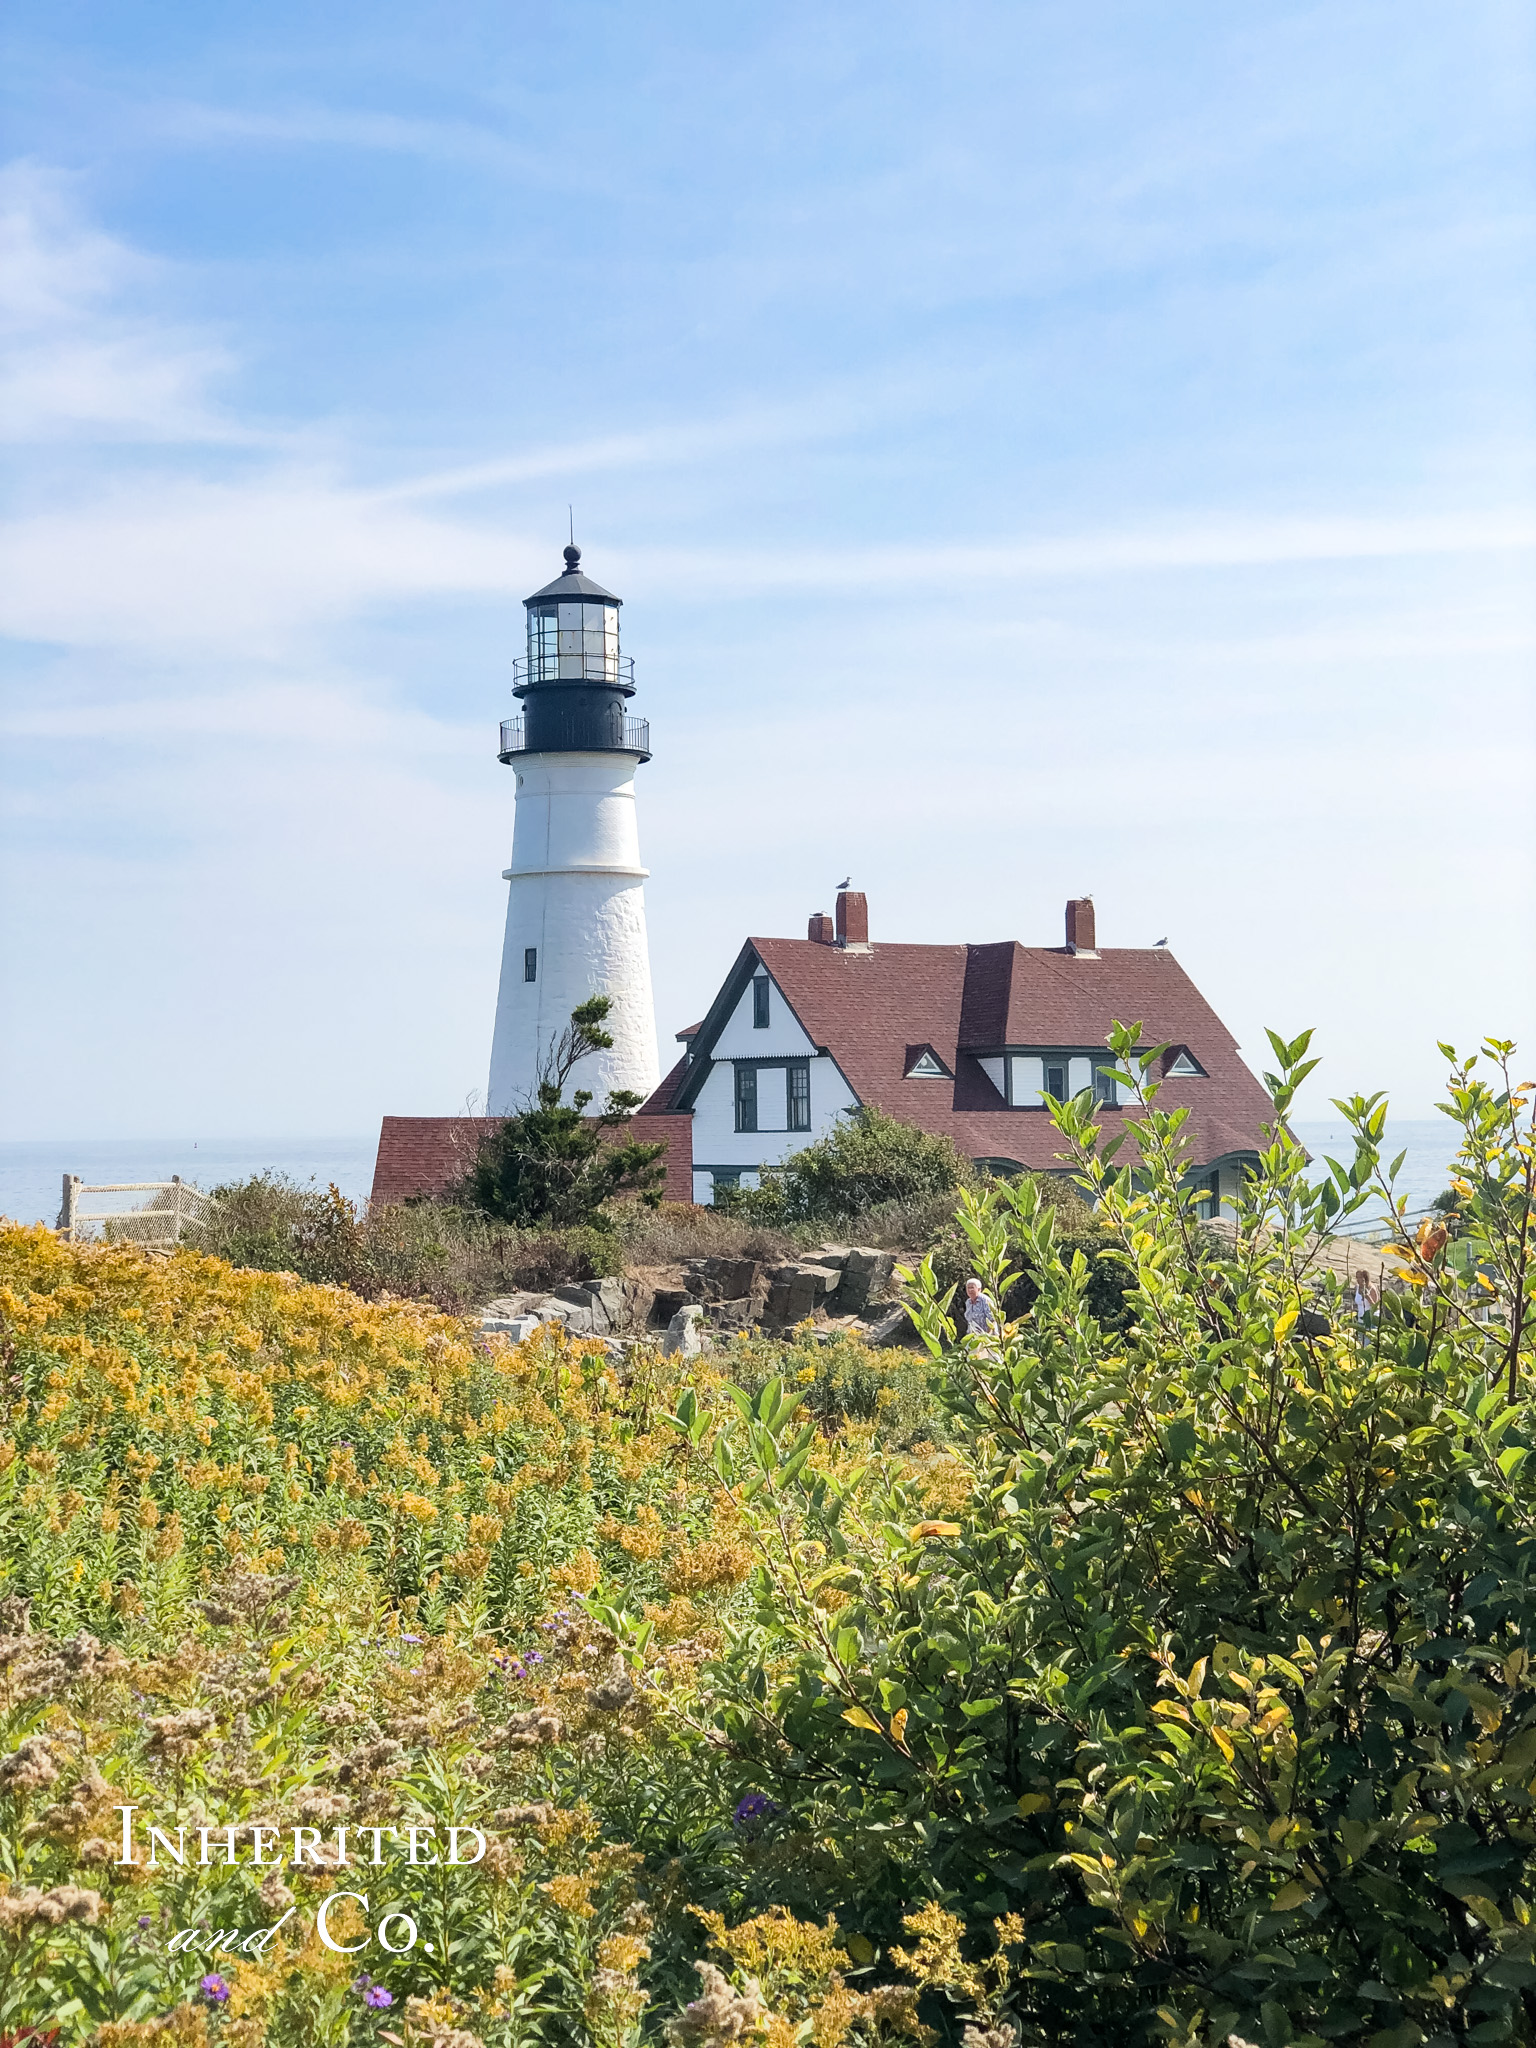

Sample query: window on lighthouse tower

[539,602,619,680]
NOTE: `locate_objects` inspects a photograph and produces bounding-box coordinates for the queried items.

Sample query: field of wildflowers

[0,1223,958,2045]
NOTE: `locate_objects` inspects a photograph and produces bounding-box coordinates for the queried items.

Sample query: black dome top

[524,543,621,607]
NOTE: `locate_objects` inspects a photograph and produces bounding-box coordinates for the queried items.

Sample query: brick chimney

[1065,896,1097,955]
[807,911,835,944]
[836,888,869,947]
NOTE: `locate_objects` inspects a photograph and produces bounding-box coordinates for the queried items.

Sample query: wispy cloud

[3,468,1531,660]
[617,514,1536,593]
[0,162,263,445]
[152,101,548,179]
[6,160,1526,666]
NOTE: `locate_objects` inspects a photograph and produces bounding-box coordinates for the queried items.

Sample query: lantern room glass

[529,602,619,682]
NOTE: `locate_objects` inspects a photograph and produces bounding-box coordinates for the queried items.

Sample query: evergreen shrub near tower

[463,996,668,1229]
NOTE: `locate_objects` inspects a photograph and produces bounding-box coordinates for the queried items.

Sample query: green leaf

[1164,1417,1197,1462]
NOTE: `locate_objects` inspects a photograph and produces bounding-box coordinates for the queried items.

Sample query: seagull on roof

[1153,937,1168,948]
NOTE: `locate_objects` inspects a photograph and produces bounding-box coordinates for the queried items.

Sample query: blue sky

[1,0,1533,1139]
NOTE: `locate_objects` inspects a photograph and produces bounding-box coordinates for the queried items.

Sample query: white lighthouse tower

[486,544,661,1112]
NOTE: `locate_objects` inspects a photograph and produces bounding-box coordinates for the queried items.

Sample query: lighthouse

[486,545,661,1113]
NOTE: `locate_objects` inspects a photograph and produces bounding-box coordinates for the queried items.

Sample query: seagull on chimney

[836,877,851,891]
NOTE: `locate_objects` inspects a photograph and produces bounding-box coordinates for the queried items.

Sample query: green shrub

[193,1176,622,1308]
[650,1029,1536,2046]
[718,1324,945,1448]
[727,1106,973,1224]
[923,1170,1133,1325]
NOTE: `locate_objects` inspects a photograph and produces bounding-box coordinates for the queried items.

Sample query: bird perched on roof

[1153,937,1168,948]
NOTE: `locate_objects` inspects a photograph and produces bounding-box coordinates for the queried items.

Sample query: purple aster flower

[138,1914,152,1928]
[400,1633,422,1644]
[525,1650,544,1663]
[733,1792,780,1830]
[201,1973,231,2002]
[365,1986,393,2008]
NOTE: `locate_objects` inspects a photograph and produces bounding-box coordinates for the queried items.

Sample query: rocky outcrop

[760,1244,899,1328]
[476,1240,907,1347]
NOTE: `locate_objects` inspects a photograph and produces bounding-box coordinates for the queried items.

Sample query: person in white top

[964,1277,997,1338]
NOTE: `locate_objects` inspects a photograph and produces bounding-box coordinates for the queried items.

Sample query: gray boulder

[860,1305,912,1348]
[553,1278,626,1334]
[480,1313,547,1344]
[660,1304,709,1357]
[763,1261,842,1329]
[683,1255,766,1306]
[833,1247,896,1315]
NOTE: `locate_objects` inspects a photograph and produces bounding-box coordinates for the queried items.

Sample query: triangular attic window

[906,1049,949,1078]
[1167,1050,1204,1077]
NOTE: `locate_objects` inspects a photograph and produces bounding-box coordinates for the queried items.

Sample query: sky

[1,0,1533,1141]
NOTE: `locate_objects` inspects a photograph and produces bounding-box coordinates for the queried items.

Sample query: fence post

[170,1176,183,1244]
[59,1175,79,1242]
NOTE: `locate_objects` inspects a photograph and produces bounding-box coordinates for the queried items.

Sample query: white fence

[57,1175,208,1247]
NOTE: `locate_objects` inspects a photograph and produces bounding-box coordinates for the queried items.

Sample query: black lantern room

[498,545,650,762]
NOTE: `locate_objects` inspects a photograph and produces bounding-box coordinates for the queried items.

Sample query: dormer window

[1167,1050,1205,1078]
[904,1044,952,1079]
[1003,1052,1114,1106]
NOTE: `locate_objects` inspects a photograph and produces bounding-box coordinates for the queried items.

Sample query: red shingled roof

[654,938,1275,1173]
[371,1111,695,1206]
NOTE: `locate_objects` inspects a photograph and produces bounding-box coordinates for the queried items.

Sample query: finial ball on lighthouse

[486,545,661,1113]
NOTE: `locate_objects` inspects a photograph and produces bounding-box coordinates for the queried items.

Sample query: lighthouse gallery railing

[498,717,650,760]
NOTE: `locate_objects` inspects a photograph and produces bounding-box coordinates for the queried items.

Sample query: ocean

[0,1119,1461,1233]
[0,1136,379,1230]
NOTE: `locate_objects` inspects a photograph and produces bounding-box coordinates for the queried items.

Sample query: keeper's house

[637,890,1276,1215]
